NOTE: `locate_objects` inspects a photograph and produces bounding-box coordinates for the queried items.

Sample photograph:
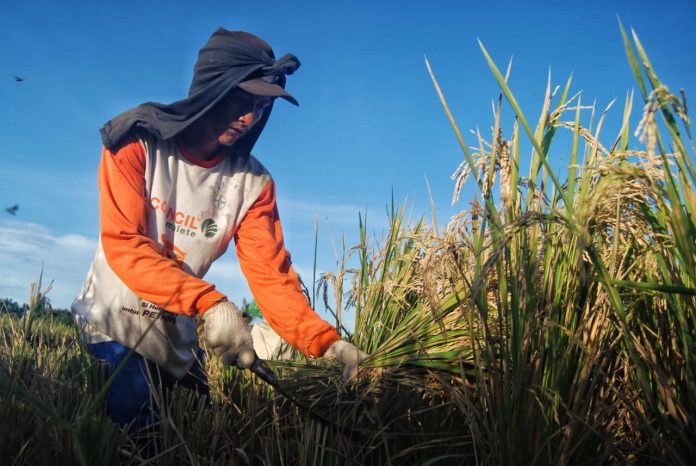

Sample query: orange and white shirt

[72,132,339,378]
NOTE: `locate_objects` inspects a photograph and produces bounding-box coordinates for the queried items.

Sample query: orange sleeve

[99,137,226,316]
[234,181,341,357]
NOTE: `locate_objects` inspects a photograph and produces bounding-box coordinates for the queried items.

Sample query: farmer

[71,28,367,427]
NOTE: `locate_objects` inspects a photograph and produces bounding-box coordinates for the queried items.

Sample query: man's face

[202,89,272,147]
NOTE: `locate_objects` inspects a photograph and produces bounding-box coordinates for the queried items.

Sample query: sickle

[247,358,369,439]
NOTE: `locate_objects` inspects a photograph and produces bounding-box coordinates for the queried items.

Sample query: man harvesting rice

[71,28,367,427]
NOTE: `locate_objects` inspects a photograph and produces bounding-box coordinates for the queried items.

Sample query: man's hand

[323,340,369,381]
[202,301,256,369]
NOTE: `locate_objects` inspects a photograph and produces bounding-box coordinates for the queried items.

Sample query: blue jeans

[87,341,210,427]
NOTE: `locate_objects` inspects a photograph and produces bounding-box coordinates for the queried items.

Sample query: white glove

[323,340,369,381]
[203,301,256,369]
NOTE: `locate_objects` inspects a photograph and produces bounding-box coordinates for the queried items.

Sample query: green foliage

[1,297,27,316]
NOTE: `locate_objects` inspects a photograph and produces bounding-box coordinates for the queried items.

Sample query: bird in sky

[5,205,19,215]
[14,75,24,82]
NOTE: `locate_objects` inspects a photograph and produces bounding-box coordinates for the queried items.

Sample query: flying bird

[5,204,18,215]
[14,75,24,82]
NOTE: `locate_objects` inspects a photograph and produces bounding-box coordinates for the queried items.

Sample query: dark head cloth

[99,29,300,155]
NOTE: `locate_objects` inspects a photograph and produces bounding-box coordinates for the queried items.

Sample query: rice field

[1,25,694,465]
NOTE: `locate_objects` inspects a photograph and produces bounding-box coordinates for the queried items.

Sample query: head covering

[238,78,298,105]
[99,28,301,154]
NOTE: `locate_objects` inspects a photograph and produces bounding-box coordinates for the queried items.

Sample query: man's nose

[238,111,255,126]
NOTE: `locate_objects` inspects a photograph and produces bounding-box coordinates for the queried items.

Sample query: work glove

[202,301,256,369]
[323,340,369,381]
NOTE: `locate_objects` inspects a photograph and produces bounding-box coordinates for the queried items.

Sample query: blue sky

[1,0,695,314]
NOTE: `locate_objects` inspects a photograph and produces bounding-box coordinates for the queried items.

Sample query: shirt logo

[209,185,228,210]
[150,196,219,239]
[214,193,227,209]
[201,219,218,238]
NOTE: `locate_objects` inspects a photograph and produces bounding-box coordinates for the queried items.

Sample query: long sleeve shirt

[72,133,339,377]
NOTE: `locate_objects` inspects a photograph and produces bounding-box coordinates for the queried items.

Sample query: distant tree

[1,296,74,328]
[0,297,27,316]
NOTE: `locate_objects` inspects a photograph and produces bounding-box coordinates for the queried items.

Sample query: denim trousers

[87,341,210,427]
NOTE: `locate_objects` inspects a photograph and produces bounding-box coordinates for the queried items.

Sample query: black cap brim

[238,79,299,106]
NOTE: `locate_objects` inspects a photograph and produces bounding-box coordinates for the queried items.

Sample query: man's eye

[255,99,271,112]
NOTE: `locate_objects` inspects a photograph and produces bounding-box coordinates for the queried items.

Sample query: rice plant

[304,22,695,464]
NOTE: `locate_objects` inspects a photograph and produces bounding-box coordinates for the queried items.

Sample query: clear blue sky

[1,0,695,312]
